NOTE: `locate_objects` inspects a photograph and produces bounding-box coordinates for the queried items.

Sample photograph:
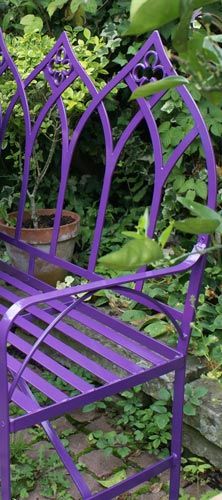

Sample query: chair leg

[0,424,11,500]
[0,348,11,500]
[0,378,11,500]
[169,363,186,500]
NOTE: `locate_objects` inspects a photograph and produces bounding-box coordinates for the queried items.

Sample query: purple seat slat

[2,302,121,385]
[0,285,144,375]
[0,270,170,365]
[10,384,37,414]
[8,354,66,403]
[79,302,179,360]
[7,329,93,393]
[69,306,169,365]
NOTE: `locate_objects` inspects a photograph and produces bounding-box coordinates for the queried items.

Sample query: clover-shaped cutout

[47,46,73,87]
[132,50,165,86]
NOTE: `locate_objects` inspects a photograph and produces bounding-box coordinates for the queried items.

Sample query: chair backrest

[0,30,217,339]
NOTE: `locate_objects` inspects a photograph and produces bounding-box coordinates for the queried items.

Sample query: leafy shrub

[0,27,109,217]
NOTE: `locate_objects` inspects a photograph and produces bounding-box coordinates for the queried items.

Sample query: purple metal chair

[0,29,217,499]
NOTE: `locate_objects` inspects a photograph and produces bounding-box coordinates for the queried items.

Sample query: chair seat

[0,262,183,430]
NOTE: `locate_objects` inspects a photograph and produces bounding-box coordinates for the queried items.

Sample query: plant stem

[169,243,222,265]
[27,124,58,228]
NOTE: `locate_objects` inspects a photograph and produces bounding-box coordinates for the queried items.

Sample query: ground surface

[17,408,219,500]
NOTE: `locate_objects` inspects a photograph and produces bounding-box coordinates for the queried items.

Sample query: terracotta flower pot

[0,209,80,286]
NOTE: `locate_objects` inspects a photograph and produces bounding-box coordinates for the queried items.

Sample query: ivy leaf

[126,0,180,36]
[121,309,147,324]
[144,320,168,337]
[130,76,189,101]
[174,218,219,234]
[98,470,127,488]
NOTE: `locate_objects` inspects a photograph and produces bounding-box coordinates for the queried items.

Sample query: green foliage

[182,455,213,498]
[0,0,100,35]
[10,435,73,500]
[127,0,222,103]
[184,383,208,416]
[0,28,108,222]
[87,387,172,457]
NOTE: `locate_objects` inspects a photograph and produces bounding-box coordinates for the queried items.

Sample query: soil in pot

[23,214,74,229]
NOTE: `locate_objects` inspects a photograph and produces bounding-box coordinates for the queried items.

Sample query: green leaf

[127,0,180,36]
[213,314,222,329]
[193,386,208,398]
[203,34,222,64]
[155,414,170,429]
[121,309,147,323]
[177,196,220,221]
[121,231,145,239]
[144,320,168,337]
[20,14,35,25]
[98,470,127,488]
[70,0,82,13]
[151,402,167,413]
[158,388,171,401]
[117,447,131,458]
[204,90,222,106]
[184,402,196,416]
[130,76,189,100]
[137,207,149,235]
[20,14,43,32]
[173,0,218,52]
[174,218,219,234]
[98,237,163,271]
[195,180,207,200]
[84,0,97,13]
[159,221,175,248]
[47,1,58,16]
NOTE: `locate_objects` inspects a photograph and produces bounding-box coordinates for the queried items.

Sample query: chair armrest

[0,245,202,346]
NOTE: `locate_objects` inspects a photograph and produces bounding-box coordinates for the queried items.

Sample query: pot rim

[0,208,80,231]
[0,209,81,244]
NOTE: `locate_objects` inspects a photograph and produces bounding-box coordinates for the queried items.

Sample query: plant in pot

[0,119,80,286]
[0,28,110,284]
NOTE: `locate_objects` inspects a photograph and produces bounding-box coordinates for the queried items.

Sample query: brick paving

[24,411,217,499]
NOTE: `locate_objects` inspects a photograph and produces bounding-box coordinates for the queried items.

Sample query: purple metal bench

[0,29,217,499]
